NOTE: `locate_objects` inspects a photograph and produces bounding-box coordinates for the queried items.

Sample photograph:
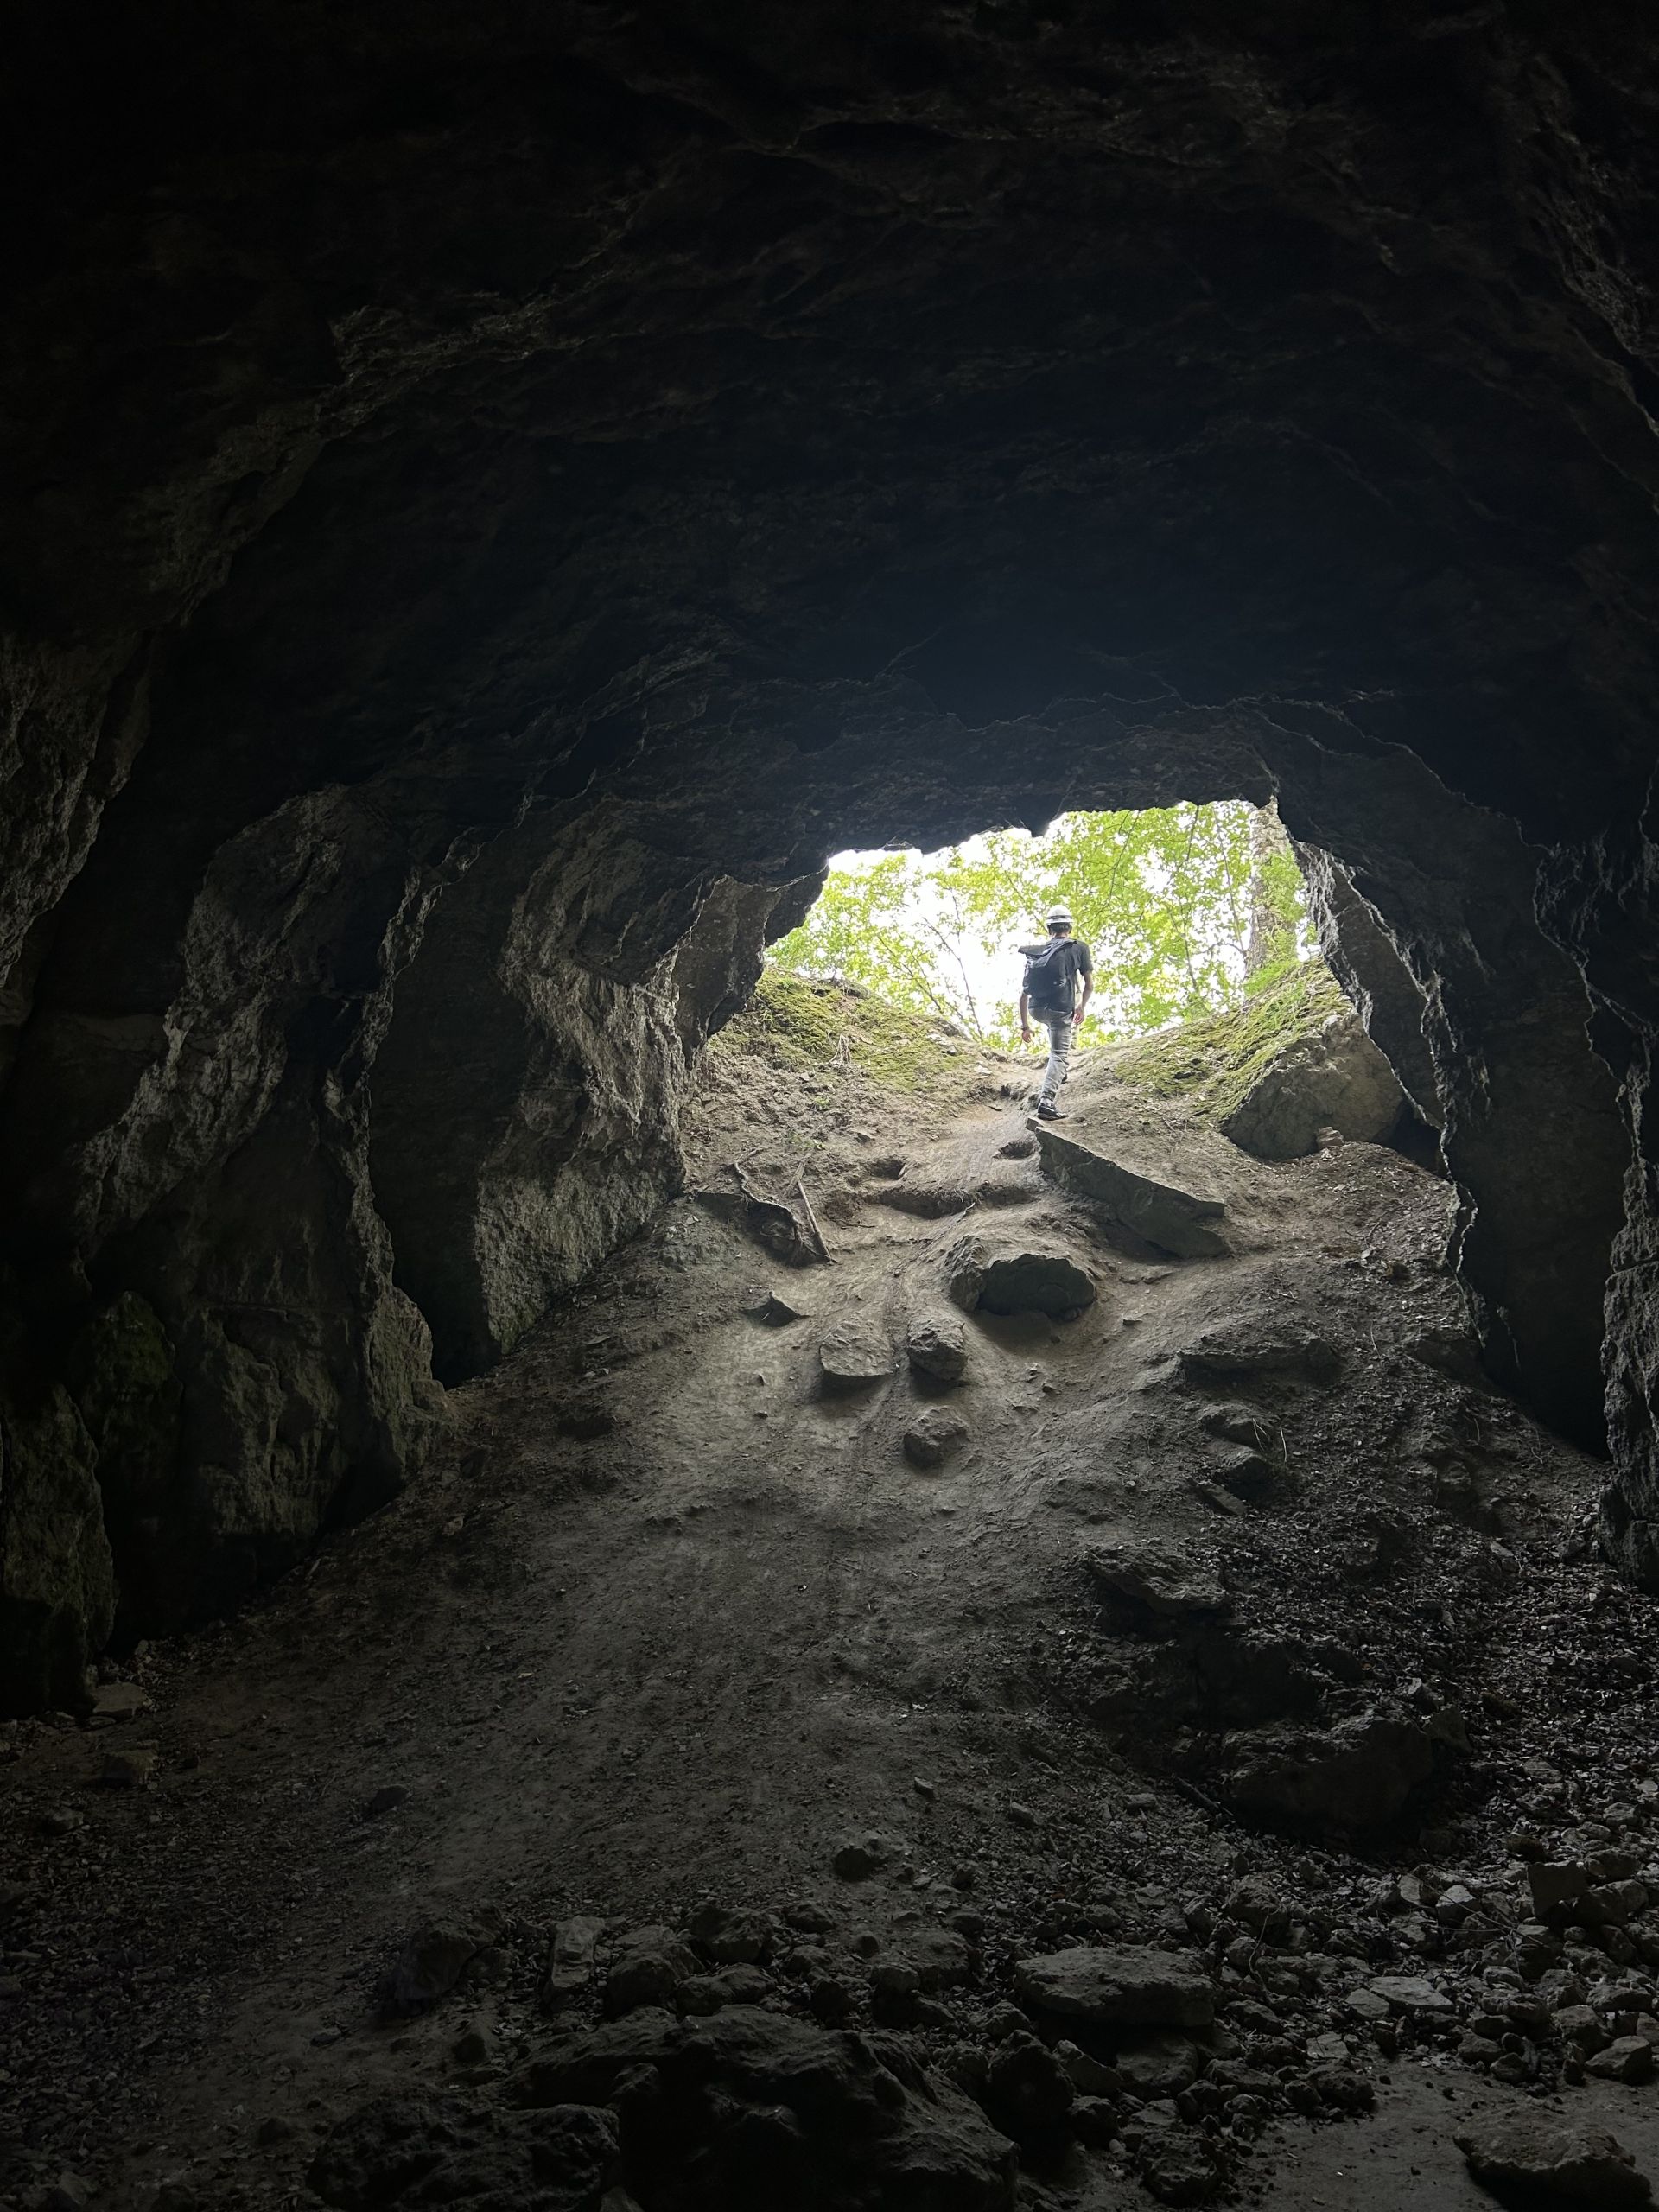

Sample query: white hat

[1046,905,1073,927]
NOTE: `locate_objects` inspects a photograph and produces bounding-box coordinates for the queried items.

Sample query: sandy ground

[4,1005,1656,2210]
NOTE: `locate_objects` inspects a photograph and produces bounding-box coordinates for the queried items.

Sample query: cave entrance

[768,800,1314,1056]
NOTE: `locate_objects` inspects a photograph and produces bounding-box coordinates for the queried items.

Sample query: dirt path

[6,993,1658,2211]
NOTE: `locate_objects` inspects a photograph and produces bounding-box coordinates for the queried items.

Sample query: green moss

[715,970,956,1093]
[1105,960,1345,1126]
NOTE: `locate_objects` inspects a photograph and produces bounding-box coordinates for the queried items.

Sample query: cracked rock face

[3,5,1659,1700]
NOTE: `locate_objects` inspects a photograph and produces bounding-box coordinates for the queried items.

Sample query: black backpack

[1023,938,1080,1015]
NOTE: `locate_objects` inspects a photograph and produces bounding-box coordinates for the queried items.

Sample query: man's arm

[1073,952,1094,1027]
[1020,989,1032,1045]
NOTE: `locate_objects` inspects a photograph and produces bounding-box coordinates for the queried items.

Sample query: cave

[6,8,1659,2204]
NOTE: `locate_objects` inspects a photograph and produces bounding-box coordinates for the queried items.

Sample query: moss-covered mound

[1103,961,1351,1128]
[714,971,972,1094]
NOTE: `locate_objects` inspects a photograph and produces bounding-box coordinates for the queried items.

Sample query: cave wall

[370,817,805,1382]
[3,2,1659,1705]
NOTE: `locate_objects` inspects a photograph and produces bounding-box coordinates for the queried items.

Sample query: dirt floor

[6,984,1659,2212]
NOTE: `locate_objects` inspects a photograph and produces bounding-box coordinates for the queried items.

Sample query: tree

[768,801,1311,1046]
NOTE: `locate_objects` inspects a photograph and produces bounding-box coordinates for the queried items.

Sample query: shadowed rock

[310,2097,619,2211]
[1221,1007,1403,1160]
[817,1319,893,1391]
[1223,1707,1465,1834]
[1455,2114,1651,2207]
[1014,1945,1215,2031]
[1033,1123,1227,1258]
[906,1315,969,1383]
[503,2007,1018,2210]
[1084,1541,1231,1622]
[904,1406,970,1469]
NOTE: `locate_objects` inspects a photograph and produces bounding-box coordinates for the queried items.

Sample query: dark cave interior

[16,17,1659,2212]
[2,3,1657,1712]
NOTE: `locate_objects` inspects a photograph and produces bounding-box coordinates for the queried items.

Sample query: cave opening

[10,7,1659,2192]
[766,799,1319,1052]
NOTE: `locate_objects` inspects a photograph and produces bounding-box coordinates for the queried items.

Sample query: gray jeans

[1038,1014,1072,1106]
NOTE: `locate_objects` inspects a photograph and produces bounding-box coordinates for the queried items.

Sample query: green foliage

[1106,958,1348,1126]
[768,802,1313,1045]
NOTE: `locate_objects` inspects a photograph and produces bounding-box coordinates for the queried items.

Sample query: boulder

[687,1903,772,1964]
[1223,1708,1455,1832]
[1178,1324,1341,1388]
[831,1833,894,1879]
[1140,2136,1228,2207]
[505,2007,1019,2210]
[603,1928,699,2018]
[985,2032,1074,2132]
[817,1319,893,1390]
[1033,1124,1228,1257]
[1220,1007,1403,1160]
[1014,1945,1214,2031]
[543,1916,605,2010]
[310,2097,618,2212]
[1455,2115,1652,2206]
[1116,2031,1201,2097]
[1366,1975,1454,2018]
[1587,2036,1656,2084]
[944,1237,1096,1319]
[383,1921,484,2015]
[1084,1541,1231,1622]
[904,1407,970,1469]
[906,1315,968,1383]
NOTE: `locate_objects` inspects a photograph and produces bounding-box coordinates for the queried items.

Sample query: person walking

[1019,906,1094,1119]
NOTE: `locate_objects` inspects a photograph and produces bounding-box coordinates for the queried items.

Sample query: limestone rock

[1116,2031,1201,2097]
[1140,2136,1227,2207]
[986,2031,1074,2131]
[602,1927,699,2018]
[1223,1710,1453,1832]
[505,2007,1018,2209]
[906,1314,968,1383]
[1084,1541,1231,1621]
[1586,2036,1656,2084]
[0,1374,114,1717]
[384,1922,484,2016]
[1033,1124,1228,1258]
[1014,1945,1215,2031]
[1366,1975,1454,2018]
[831,1834,893,1880]
[1178,1325,1342,1389]
[1455,2115,1651,2206]
[817,1319,893,1390]
[687,1902,772,1964]
[309,2095,619,2211]
[944,1238,1096,1319]
[543,1916,606,2011]
[1220,1006,1403,1160]
[91,1679,149,1719]
[904,1407,970,1470]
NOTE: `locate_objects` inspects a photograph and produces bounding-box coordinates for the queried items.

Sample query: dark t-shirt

[1020,938,1093,1016]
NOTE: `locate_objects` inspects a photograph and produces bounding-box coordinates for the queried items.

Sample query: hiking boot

[1036,1102,1066,1121]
